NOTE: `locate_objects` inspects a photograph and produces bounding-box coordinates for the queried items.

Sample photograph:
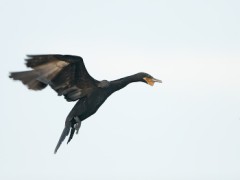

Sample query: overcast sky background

[1,0,240,179]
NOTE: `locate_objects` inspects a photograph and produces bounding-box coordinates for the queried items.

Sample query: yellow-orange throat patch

[143,77,155,86]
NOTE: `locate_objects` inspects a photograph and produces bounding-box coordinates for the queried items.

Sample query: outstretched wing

[10,54,98,101]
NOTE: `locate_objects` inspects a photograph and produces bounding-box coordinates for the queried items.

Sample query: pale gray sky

[1,0,240,179]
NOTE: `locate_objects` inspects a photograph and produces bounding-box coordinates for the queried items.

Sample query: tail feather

[9,71,47,90]
[54,119,82,154]
[54,124,71,154]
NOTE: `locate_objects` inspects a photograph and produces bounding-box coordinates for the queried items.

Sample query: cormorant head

[137,72,162,86]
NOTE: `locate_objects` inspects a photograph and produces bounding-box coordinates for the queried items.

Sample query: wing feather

[10,54,98,101]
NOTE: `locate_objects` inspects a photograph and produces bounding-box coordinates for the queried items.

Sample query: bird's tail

[54,123,71,154]
[54,119,82,154]
[9,70,47,90]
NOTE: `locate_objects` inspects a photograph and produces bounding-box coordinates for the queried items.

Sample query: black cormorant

[9,54,162,153]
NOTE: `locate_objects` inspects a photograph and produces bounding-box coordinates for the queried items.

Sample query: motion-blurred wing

[10,54,98,101]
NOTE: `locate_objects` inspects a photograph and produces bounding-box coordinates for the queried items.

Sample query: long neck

[109,74,142,93]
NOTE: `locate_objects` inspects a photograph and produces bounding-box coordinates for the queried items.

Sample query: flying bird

[9,54,162,153]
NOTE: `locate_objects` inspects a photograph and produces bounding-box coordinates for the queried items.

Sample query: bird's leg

[74,116,81,134]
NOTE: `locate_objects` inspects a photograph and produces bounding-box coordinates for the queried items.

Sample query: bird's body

[9,54,161,153]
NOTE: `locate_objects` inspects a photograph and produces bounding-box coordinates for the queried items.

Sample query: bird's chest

[80,90,111,120]
[90,91,109,110]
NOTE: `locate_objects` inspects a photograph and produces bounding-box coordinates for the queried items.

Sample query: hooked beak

[143,77,162,86]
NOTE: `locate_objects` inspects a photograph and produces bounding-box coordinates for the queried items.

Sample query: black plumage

[9,54,162,153]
